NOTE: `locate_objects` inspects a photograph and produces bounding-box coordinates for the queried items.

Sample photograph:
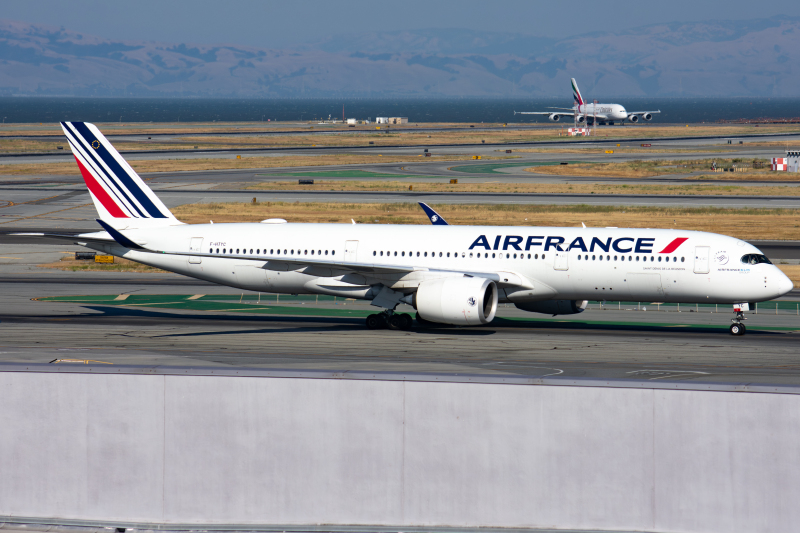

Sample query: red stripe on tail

[659,237,688,254]
[75,156,128,218]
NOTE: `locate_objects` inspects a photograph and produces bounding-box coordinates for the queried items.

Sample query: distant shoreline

[1,96,799,124]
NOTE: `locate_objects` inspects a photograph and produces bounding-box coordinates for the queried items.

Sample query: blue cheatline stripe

[62,123,145,218]
[72,122,167,219]
[64,134,136,218]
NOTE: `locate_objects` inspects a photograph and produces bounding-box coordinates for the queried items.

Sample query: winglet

[418,202,449,225]
[96,219,147,250]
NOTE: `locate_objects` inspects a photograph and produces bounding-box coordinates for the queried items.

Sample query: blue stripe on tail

[72,122,167,218]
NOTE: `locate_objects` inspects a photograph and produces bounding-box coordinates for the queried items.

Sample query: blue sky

[4,0,800,47]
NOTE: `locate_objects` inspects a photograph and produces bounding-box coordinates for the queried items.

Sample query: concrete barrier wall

[1,370,799,532]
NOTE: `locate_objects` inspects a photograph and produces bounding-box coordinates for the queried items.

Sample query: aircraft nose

[778,271,794,296]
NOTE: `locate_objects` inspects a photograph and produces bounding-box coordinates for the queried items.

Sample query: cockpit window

[741,254,772,265]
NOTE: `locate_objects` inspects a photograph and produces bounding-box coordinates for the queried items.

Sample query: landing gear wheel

[730,323,746,336]
[389,313,413,330]
[388,313,403,330]
[366,314,382,330]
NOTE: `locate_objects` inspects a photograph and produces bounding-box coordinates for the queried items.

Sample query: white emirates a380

[18,122,793,335]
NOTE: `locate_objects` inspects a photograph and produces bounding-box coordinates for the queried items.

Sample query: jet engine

[548,113,561,122]
[628,115,640,123]
[575,115,586,124]
[642,113,653,121]
[514,299,588,316]
[414,277,498,326]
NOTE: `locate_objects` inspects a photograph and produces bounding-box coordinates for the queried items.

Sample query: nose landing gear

[730,309,747,336]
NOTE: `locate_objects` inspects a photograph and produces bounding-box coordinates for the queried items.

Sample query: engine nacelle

[548,113,561,122]
[415,277,498,326]
[514,299,588,316]
[575,115,586,124]
[642,113,653,121]
[628,114,640,123]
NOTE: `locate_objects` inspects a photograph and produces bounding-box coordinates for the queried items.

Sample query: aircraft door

[554,251,569,271]
[345,240,359,262]
[694,246,710,274]
[188,237,203,265]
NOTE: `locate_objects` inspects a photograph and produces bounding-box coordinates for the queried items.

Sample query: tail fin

[571,78,584,108]
[60,121,180,229]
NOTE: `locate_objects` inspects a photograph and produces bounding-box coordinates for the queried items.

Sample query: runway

[0,245,798,386]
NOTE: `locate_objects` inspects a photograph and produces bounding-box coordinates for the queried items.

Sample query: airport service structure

[787,150,800,172]
[774,151,800,171]
[1,365,799,533]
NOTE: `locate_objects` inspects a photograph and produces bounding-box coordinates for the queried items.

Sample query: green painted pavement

[36,295,370,318]
[449,161,583,174]
[35,295,800,331]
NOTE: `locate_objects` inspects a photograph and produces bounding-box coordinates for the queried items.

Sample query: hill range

[1,17,798,97]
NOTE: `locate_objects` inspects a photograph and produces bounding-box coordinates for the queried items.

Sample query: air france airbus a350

[17,122,792,335]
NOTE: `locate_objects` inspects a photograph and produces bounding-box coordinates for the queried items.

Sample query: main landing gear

[730,309,747,336]
[366,311,413,330]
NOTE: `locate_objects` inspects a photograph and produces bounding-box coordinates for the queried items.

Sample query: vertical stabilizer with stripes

[61,121,181,229]
[571,78,584,110]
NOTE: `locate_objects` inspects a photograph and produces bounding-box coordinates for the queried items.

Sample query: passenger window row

[577,255,685,263]
[209,248,336,257]
[372,250,546,260]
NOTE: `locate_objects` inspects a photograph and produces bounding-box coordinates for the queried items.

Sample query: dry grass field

[246,179,800,197]
[39,255,167,273]
[777,265,800,288]
[171,201,800,241]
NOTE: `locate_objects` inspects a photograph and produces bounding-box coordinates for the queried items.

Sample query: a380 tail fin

[571,78,584,109]
[60,121,180,229]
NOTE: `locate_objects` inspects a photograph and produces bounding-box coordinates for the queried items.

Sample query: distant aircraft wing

[418,202,448,225]
[627,110,661,115]
[515,111,575,116]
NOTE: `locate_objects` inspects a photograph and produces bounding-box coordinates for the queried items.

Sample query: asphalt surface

[1,247,799,385]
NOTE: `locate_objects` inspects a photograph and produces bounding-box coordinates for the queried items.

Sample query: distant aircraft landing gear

[366,311,412,330]
[730,309,747,336]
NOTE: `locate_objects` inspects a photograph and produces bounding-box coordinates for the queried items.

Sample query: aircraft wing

[514,111,575,116]
[160,249,523,287]
[627,110,661,115]
[10,231,116,246]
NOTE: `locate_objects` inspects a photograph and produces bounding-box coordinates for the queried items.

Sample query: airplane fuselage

[576,103,628,121]
[87,222,790,306]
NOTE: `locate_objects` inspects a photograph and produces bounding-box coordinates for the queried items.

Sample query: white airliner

[17,122,792,335]
[515,78,661,125]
